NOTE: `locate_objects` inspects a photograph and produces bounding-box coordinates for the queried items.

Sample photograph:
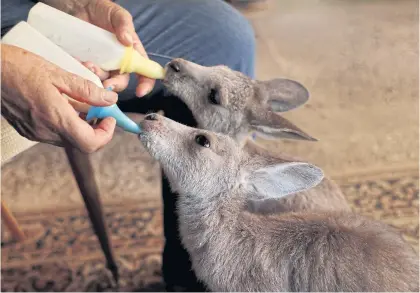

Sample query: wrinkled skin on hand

[42,0,156,97]
[1,44,118,153]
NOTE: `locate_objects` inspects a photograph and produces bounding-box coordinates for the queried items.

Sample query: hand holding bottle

[1,44,118,153]
[62,0,156,97]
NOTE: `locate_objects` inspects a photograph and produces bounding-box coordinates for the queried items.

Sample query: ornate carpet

[2,166,418,292]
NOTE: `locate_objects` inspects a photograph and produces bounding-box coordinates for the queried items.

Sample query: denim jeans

[1,0,256,290]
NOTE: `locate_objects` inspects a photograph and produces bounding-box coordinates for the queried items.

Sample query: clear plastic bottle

[27,2,164,79]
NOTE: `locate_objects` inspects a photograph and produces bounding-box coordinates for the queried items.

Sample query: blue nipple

[86,87,142,134]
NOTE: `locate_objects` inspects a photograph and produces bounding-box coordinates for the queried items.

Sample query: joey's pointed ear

[249,111,318,141]
[244,161,324,201]
[258,78,309,112]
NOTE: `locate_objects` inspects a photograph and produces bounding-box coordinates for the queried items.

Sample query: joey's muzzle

[144,113,158,121]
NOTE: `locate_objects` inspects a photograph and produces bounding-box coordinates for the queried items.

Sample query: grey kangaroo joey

[163,58,350,213]
[138,113,419,292]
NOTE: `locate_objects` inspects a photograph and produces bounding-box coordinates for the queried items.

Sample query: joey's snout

[164,58,205,83]
[168,60,181,73]
[139,113,163,133]
[138,113,193,170]
[145,113,158,121]
[163,59,210,111]
[139,113,187,136]
[163,59,184,91]
[165,58,185,75]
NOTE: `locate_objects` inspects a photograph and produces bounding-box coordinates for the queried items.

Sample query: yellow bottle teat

[119,46,165,79]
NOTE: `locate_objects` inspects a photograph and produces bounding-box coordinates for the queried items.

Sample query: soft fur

[139,114,419,292]
[163,59,350,213]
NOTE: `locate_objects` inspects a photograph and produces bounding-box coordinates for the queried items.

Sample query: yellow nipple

[119,46,165,79]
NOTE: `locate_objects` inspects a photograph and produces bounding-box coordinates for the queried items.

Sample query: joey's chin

[138,122,153,146]
[137,131,151,148]
[162,66,174,86]
[137,132,161,160]
[162,71,183,94]
[162,76,177,92]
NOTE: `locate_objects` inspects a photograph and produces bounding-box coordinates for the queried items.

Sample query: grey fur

[163,59,350,213]
[139,114,419,292]
[260,78,310,112]
[163,58,313,143]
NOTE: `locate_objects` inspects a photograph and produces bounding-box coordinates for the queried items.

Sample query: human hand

[68,0,155,97]
[1,44,118,153]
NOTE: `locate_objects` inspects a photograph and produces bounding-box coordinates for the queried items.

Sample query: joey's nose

[145,113,158,121]
[169,60,181,73]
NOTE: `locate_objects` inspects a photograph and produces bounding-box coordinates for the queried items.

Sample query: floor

[1,1,419,290]
[246,0,419,176]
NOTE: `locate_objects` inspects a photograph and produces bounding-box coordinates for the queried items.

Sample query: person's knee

[198,1,256,77]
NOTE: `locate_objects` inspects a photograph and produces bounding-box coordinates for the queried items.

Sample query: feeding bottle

[27,2,165,79]
[2,21,142,134]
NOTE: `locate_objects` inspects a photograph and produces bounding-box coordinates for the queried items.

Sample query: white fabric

[1,117,37,165]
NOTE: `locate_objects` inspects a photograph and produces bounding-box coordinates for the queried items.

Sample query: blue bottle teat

[86,87,141,134]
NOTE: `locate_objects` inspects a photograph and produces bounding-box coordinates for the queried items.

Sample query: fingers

[132,36,149,58]
[110,5,150,60]
[82,61,110,81]
[55,94,116,153]
[102,70,130,92]
[105,40,154,94]
[133,43,156,97]
[92,2,157,96]
[54,71,118,106]
[81,61,130,93]
[111,7,156,96]
[65,114,116,153]
[136,76,156,97]
[111,7,136,47]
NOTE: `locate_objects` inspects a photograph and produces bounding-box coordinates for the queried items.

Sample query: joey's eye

[195,134,210,148]
[208,89,219,105]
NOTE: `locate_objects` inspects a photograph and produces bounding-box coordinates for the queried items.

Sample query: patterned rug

[1,1,418,289]
[1,166,418,292]
[1,199,165,292]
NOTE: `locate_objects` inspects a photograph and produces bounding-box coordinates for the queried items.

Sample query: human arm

[1,44,118,153]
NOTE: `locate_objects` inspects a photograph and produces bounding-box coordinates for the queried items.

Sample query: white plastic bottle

[2,21,142,134]
[27,2,164,79]
[2,21,103,113]
[1,21,98,161]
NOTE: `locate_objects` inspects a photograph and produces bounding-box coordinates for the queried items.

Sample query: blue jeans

[2,0,255,290]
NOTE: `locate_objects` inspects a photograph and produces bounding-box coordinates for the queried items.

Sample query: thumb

[54,71,118,107]
[65,115,116,153]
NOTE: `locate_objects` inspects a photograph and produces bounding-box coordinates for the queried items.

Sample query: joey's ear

[244,161,324,201]
[258,78,309,112]
[250,111,317,141]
